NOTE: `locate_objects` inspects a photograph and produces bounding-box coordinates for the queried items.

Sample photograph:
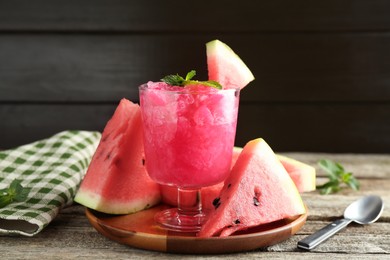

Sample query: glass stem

[177,188,203,217]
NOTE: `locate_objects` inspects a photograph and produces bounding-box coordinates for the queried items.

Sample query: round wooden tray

[85,205,307,254]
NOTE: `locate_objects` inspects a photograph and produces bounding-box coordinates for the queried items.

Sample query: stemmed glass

[139,83,240,232]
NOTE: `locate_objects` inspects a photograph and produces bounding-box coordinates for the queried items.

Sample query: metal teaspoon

[297,195,384,250]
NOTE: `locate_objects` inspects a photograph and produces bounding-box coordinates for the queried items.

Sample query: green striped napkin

[0,130,101,236]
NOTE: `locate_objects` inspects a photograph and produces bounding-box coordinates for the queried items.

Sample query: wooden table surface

[1,153,389,259]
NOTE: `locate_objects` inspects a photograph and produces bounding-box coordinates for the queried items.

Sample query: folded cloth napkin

[0,130,101,236]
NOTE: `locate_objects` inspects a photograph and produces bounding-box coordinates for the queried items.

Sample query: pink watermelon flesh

[74,98,161,214]
[277,154,316,192]
[197,138,306,237]
[207,40,255,90]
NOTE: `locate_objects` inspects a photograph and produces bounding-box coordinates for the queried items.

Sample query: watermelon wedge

[277,154,316,193]
[233,147,316,193]
[74,99,161,214]
[197,138,306,237]
[207,40,255,89]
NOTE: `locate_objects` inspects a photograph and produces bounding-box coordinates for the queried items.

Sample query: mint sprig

[316,159,360,195]
[0,179,30,208]
[161,70,222,89]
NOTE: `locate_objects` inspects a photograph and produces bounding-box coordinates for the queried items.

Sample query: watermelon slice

[197,138,306,237]
[207,40,255,89]
[74,99,161,214]
[233,147,316,193]
[277,154,316,193]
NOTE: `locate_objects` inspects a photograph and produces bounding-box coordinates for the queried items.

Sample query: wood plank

[0,177,389,258]
[1,103,389,152]
[301,193,390,221]
[1,243,388,260]
[0,193,388,258]
[0,35,206,103]
[273,232,390,254]
[281,154,390,179]
[236,103,390,153]
[0,104,114,149]
[2,34,390,102]
[1,0,390,32]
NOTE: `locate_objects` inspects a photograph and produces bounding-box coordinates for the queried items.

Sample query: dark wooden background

[1,0,389,153]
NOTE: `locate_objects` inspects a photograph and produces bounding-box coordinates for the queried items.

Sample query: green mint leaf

[317,179,341,195]
[200,80,223,89]
[162,70,223,89]
[316,179,339,188]
[14,186,31,202]
[340,172,352,183]
[9,179,23,192]
[161,74,185,86]
[347,176,360,191]
[320,185,341,195]
[318,159,342,180]
[0,196,12,208]
[0,179,30,208]
[185,70,196,81]
[316,159,360,195]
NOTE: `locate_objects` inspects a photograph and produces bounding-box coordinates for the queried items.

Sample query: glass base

[154,208,206,232]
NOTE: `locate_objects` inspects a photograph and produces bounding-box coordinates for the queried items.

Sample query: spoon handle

[297,218,352,250]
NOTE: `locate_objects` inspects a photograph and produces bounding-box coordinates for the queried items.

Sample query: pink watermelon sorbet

[139,81,240,188]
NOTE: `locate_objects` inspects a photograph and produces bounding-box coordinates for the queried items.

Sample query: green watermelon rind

[74,189,159,215]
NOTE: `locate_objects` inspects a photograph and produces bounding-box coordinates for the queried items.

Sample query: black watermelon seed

[212,197,221,209]
[253,197,260,206]
[234,219,240,225]
[113,158,121,167]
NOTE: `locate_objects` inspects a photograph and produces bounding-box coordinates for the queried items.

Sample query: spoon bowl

[344,195,384,224]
